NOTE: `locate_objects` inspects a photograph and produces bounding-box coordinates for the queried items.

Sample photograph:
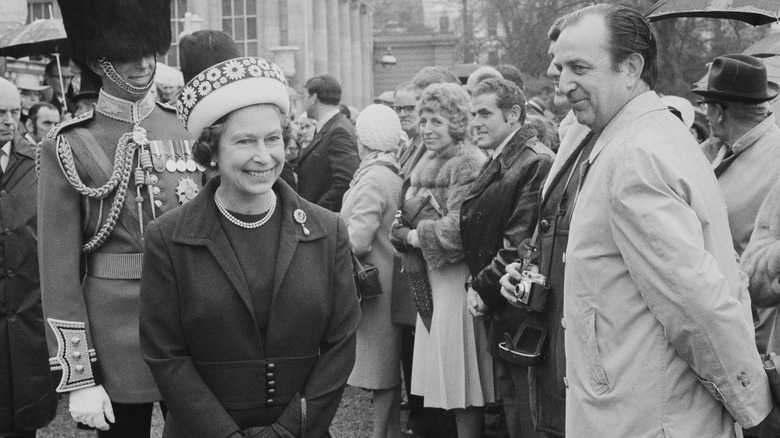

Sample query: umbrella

[743,31,780,56]
[0,18,67,59]
[646,0,780,26]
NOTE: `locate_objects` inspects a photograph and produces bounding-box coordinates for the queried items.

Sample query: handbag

[352,251,382,300]
[396,193,442,331]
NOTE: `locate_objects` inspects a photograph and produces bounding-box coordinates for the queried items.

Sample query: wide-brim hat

[691,54,779,103]
[14,73,49,92]
[57,0,171,67]
[177,57,290,136]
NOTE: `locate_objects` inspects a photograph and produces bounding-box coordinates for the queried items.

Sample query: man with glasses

[394,82,422,177]
[693,54,780,386]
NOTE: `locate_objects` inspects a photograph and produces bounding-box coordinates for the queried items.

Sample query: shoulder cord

[55,133,138,254]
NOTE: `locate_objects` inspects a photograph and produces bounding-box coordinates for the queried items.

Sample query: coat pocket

[583,307,610,394]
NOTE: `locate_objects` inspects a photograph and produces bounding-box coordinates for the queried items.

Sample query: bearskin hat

[57,0,172,67]
[179,30,241,84]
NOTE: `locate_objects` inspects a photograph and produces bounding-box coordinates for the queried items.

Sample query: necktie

[0,150,7,180]
[722,145,734,161]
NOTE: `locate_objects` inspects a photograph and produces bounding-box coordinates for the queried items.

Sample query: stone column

[312,0,329,75]
[338,0,353,104]
[326,0,341,80]
[361,4,373,108]
[350,0,362,107]
[262,0,281,56]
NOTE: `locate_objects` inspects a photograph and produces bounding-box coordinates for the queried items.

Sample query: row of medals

[149,141,205,174]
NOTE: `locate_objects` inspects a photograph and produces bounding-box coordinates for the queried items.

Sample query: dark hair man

[44,59,75,117]
[295,74,359,212]
[462,78,553,438]
[38,0,204,434]
[0,77,57,438]
[24,102,60,144]
[501,3,777,436]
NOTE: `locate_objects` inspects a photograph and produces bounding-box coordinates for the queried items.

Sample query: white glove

[69,385,115,431]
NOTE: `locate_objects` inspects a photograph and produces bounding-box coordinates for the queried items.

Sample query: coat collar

[466,126,538,199]
[171,176,328,327]
[297,112,345,163]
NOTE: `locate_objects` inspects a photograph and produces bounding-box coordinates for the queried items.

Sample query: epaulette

[45,110,95,140]
[156,101,177,113]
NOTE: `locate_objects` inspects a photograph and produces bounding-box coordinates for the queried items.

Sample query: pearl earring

[210,160,217,167]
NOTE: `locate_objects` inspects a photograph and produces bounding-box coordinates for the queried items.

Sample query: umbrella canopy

[0,18,68,59]
[743,31,780,56]
[646,0,780,26]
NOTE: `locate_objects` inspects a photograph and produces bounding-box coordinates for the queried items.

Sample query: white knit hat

[355,104,403,152]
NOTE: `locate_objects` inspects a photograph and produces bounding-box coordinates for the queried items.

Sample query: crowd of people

[4,1,780,438]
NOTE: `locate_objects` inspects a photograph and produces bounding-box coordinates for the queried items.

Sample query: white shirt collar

[317,108,341,130]
[1,141,11,156]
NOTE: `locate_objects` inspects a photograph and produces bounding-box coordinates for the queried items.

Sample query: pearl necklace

[215,190,277,229]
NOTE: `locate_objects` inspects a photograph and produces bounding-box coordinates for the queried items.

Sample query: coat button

[539,219,550,231]
[563,376,568,388]
[3,228,10,235]
[6,269,14,277]
[477,250,483,258]
[266,373,274,380]
[266,398,274,404]
[737,371,746,380]
[148,174,159,184]
[0,190,6,197]
[476,212,483,220]
[72,351,81,359]
[742,380,750,387]
[267,380,275,387]
[266,363,276,371]
[71,337,80,345]
[561,318,566,329]
[152,187,161,197]
[75,365,84,373]
[267,388,275,396]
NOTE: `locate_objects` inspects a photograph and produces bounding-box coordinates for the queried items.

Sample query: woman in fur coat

[391,83,494,437]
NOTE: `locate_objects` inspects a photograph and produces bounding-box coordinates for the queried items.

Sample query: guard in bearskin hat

[37,0,203,434]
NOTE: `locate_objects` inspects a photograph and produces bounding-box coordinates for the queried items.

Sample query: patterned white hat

[355,104,403,152]
[177,57,289,136]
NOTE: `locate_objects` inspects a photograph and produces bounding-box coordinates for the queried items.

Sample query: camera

[513,270,547,312]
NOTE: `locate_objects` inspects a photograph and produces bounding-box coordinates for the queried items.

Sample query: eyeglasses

[697,100,726,111]
[393,105,416,114]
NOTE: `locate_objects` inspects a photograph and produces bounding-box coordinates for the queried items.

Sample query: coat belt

[87,253,144,279]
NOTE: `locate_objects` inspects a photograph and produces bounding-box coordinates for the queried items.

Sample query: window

[27,0,54,23]
[222,0,258,57]
[160,0,188,68]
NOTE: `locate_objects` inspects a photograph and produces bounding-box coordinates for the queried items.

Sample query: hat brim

[691,81,780,103]
[185,76,290,136]
[18,85,50,92]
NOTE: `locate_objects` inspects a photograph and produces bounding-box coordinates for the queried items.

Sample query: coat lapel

[172,178,255,325]
[4,138,35,190]
[272,180,328,296]
[297,115,338,164]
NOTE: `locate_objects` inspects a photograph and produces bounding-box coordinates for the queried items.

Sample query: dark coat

[139,177,360,438]
[460,127,553,355]
[294,112,359,212]
[0,137,56,434]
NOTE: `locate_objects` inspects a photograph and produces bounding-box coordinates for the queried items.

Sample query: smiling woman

[139,57,360,438]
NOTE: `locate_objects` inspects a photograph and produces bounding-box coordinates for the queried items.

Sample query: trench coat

[0,136,56,434]
[341,154,403,390]
[139,177,360,438]
[565,92,771,436]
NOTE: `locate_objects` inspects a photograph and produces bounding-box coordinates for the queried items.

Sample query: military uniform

[38,89,202,402]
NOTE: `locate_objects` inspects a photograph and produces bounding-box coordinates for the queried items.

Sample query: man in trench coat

[551,4,777,436]
[0,78,56,437]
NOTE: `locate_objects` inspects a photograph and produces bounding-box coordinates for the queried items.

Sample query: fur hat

[179,30,241,84]
[177,57,289,137]
[355,104,403,153]
[57,0,171,67]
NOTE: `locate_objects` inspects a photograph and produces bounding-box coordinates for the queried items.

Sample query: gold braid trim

[55,133,139,254]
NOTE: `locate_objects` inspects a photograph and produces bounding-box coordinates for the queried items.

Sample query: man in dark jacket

[461,78,553,438]
[295,75,359,212]
[0,78,57,438]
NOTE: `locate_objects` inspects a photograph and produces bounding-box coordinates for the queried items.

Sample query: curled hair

[418,83,471,143]
[473,78,527,124]
[548,4,658,89]
[192,104,291,169]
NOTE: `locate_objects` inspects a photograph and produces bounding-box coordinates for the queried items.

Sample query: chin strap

[98,56,156,95]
